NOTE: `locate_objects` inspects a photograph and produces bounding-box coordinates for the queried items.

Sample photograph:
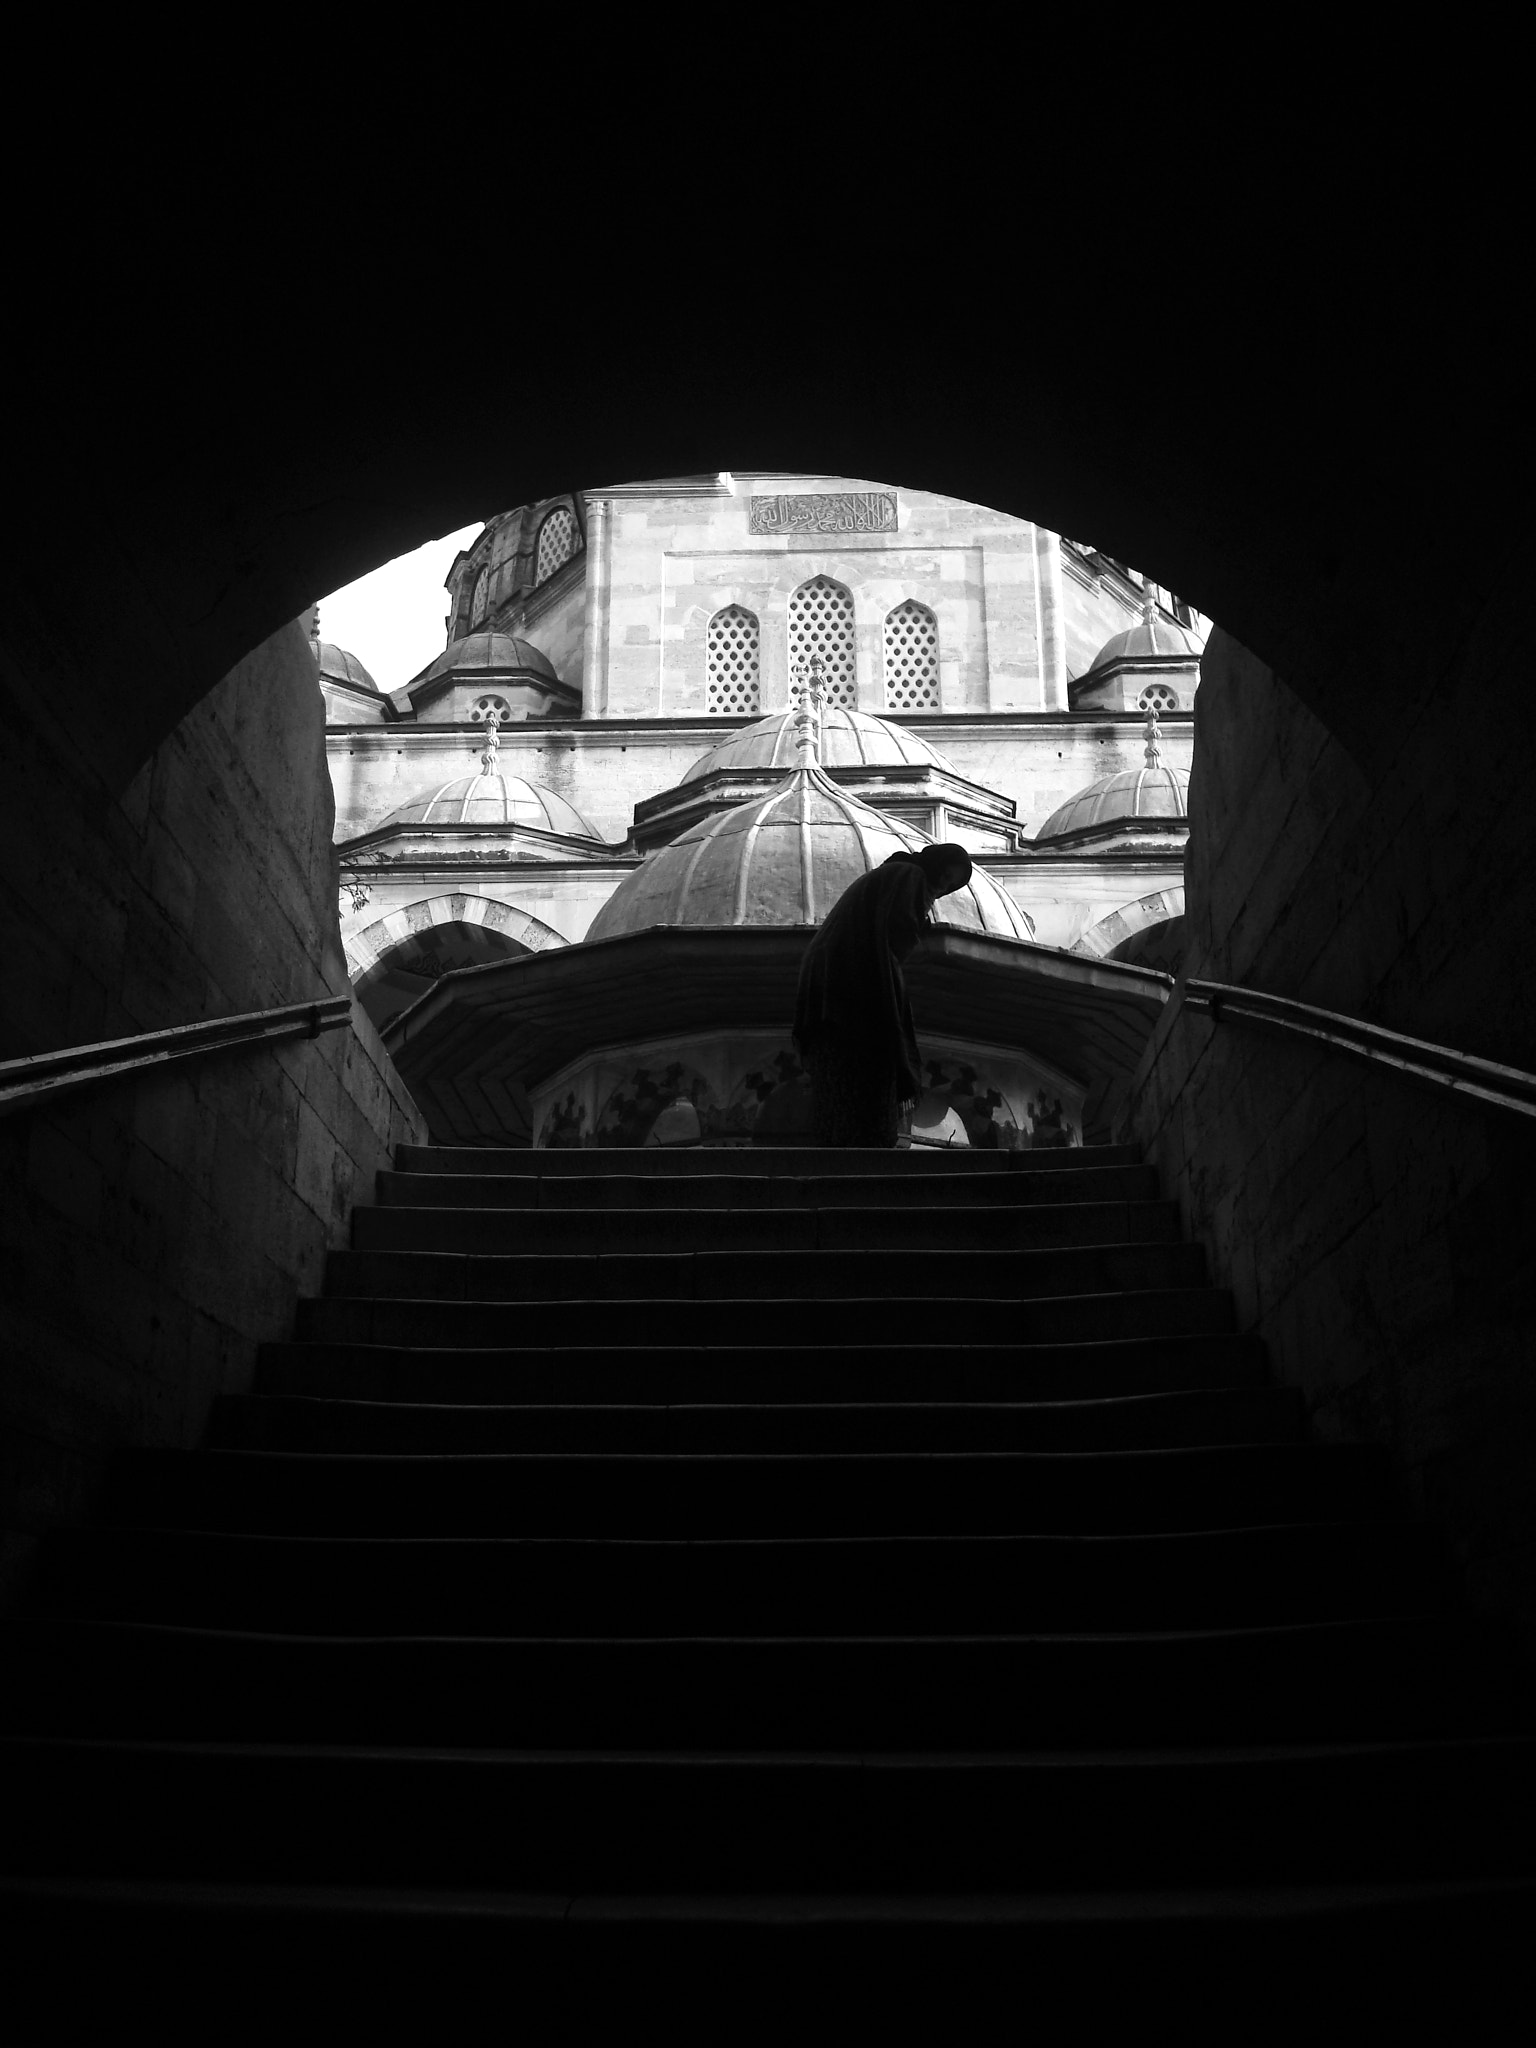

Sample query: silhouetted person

[794,844,973,1147]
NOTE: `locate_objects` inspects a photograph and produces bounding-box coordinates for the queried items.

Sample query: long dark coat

[792,855,931,1102]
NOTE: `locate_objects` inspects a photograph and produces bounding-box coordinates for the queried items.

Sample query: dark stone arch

[14,175,1528,796]
[349,916,537,1035]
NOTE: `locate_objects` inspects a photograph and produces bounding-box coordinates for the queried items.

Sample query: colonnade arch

[345,893,568,1034]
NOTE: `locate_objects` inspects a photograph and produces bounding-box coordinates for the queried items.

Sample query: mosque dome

[1088,613,1199,671]
[418,632,559,684]
[1034,761,1189,843]
[315,642,379,693]
[588,766,1034,942]
[682,704,955,783]
[378,772,599,838]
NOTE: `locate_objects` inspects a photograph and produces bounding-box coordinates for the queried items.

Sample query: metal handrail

[1180,977,1536,1124]
[0,995,354,1120]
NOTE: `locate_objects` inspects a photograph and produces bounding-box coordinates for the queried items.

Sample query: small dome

[588,768,1033,943]
[683,705,955,783]
[419,632,559,684]
[1089,614,1199,671]
[379,772,600,839]
[1034,763,1190,843]
[315,642,379,693]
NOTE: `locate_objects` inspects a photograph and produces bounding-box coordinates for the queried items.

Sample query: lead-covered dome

[588,767,1033,942]
[683,705,954,783]
[379,772,599,838]
[315,642,379,693]
[1089,614,1199,671]
[418,632,559,684]
[1034,761,1189,843]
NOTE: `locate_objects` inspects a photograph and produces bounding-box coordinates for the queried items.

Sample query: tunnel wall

[1128,613,1536,1682]
[0,624,424,1604]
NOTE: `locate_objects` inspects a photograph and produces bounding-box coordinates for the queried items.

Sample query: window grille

[472,567,490,623]
[535,505,579,584]
[470,695,511,722]
[1138,683,1181,713]
[883,599,940,710]
[788,576,857,708]
[706,605,761,715]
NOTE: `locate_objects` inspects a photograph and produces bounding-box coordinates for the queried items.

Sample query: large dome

[1089,614,1199,671]
[588,767,1033,942]
[378,772,599,838]
[1034,762,1189,843]
[315,642,378,693]
[418,632,559,684]
[682,705,955,783]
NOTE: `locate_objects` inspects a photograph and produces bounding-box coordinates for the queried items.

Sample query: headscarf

[887,843,974,900]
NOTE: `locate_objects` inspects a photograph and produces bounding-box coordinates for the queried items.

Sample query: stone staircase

[5,1141,1533,2029]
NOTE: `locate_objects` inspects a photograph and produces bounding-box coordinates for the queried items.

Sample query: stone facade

[327,476,1202,1038]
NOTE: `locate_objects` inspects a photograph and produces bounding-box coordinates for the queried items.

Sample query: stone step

[97,1442,1401,1539]
[377,1165,1162,1210]
[4,1870,1526,2035]
[257,1333,1267,1405]
[5,1736,1530,1895]
[210,1386,1304,1455]
[351,1201,1183,1257]
[33,1521,1451,1635]
[321,1241,1210,1303]
[396,1144,1144,1178]
[3,1614,1507,1746]
[294,1286,1237,1350]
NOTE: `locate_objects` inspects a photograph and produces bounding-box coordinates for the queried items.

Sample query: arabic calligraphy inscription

[748,492,898,536]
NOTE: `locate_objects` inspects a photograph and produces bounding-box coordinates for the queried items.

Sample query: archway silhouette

[346,895,568,1033]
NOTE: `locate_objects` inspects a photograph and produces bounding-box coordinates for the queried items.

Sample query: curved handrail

[0,995,354,1121]
[1181,978,1536,1123]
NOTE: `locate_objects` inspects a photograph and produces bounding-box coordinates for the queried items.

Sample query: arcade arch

[345,893,567,1033]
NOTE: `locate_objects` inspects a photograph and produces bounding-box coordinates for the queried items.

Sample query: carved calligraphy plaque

[748,491,898,536]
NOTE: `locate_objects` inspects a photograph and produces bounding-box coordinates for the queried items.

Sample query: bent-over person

[793,844,973,1148]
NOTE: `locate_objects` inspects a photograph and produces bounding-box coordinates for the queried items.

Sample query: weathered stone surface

[0,626,423,1605]
[1129,617,1536,1681]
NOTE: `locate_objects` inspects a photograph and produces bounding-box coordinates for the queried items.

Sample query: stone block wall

[0,624,425,1606]
[1128,621,1536,1681]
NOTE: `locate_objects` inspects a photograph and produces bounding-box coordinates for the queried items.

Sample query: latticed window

[883,599,940,710]
[535,505,579,584]
[788,576,857,708]
[1138,683,1181,713]
[706,605,761,715]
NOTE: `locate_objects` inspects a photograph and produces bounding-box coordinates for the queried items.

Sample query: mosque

[317,474,1204,1150]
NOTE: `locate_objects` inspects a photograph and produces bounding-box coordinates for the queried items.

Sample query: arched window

[471,566,490,624]
[1138,683,1181,713]
[883,599,940,710]
[706,604,761,714]
[788,575,856,708]
[535,505,579,584]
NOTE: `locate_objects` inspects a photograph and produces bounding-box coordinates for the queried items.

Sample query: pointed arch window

[883,599,940,710]
[707,604,761,714]
[788,575,856,708]
[535,505,579,585]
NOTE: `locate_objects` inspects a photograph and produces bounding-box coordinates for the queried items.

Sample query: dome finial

[1144,698,1163,767]
[1141,586,1159,627]
[790,653,826,767]
[478,703,502,776]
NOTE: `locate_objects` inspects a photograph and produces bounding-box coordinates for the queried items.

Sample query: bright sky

[316,523,484,693]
